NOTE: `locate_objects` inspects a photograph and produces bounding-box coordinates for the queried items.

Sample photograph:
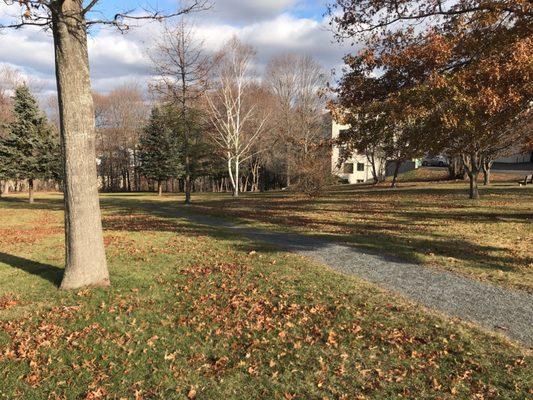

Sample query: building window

[357,179,365,183]
[357,163,365,172]
[343,163,354,174]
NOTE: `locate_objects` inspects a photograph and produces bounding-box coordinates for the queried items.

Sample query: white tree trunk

[234,156,240,197]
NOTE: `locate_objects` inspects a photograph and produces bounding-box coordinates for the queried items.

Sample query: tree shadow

[101,192,530,282]
[0,253,63,287]
[0,196,64,211]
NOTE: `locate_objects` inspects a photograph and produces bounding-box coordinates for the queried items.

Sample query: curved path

[149,203,533,347]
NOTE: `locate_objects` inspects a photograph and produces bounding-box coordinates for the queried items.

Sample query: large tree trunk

[157,180,163,197]
[52,1,109,290]
[28,178,34,204]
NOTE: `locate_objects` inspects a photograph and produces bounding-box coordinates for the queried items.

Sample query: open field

[186,171,533,293]
[0,193,531,398]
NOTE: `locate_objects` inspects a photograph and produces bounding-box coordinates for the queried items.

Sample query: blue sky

[88,0,328,21]
[0,1,351,97]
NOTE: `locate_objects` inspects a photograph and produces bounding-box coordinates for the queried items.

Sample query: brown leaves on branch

[330,0,532,198]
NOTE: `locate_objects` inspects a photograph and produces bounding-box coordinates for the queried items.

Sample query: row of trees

[88,22,330,202]
[329,0,532,198]
[1,27,331,203]
[149,22,330,200]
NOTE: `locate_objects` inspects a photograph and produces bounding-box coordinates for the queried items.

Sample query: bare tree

[0,0,207,290]
[207,38,266,197]
[150,19,212,204]
[265,54,298,186]
[0,65,23,129]
[94,85,147,192]
[266,54,326,186]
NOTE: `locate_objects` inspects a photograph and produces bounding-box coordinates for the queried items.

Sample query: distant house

[331,119,385,184]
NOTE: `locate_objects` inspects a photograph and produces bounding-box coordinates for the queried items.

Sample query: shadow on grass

[0,196,64,212]
[2,190,531,283]
[98,195,531,279]
[0,252,63,287]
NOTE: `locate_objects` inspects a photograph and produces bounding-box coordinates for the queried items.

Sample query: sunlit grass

[0,193,530,398]
[184,176,533,292]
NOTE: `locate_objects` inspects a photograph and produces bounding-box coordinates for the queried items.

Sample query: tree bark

[52,1,109,290]
[184,171,191,204]
[462,153,481,199]
[28,178,34,204]
[367,151,379,184]
[234,157,240,197]
[0,180,8,197]
[286,151,291,187]
[470,173,480,199]
[482,159,492,186]
[157,180,163,196]
[482,168,490,186]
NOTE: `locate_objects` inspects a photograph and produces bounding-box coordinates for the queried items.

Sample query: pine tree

[0,85,61,203]
[139,106,183,196]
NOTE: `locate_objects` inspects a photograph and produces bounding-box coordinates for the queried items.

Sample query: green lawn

[185,175,533,293]
[0,193,531,399]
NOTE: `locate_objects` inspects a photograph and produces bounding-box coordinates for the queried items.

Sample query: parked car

[422,155,449,167]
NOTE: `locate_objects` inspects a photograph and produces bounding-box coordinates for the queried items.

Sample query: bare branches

[81,0,100,15]
[149,19,213,108]
[86,1,211,31]
[206,38,266,196]
[1,0,211,32]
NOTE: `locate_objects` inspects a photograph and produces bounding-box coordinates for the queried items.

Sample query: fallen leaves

[0,293,19,310]
[0,195,531,398]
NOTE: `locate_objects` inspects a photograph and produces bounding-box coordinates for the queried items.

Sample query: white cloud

[209,0,297,23]
[0,3,353,99]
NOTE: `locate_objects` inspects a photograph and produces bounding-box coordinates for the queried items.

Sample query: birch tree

[207,38,266,197]
[0,0,207,290]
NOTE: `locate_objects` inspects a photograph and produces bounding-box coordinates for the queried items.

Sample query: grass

[183,170,533,293]
[0,192,531,399]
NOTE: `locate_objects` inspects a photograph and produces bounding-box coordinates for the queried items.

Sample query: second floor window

[357,163,365,172]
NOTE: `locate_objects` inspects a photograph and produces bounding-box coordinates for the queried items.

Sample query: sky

[0,0,352,98]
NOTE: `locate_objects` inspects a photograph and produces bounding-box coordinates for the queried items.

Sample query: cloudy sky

[0,0,352,97]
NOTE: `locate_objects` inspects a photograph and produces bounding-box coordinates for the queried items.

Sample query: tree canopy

[329,0,532,198]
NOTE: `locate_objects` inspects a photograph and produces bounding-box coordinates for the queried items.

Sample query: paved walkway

[150,203,533,347]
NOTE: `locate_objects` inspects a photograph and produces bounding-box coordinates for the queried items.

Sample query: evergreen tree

[175,108,214,186]
[139,106,183,196]
[0,85,61,202]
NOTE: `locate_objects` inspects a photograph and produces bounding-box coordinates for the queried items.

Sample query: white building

[331,120,385,184]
